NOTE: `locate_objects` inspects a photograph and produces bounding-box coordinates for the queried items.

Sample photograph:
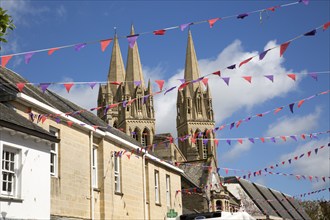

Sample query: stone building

[0,67,182,219]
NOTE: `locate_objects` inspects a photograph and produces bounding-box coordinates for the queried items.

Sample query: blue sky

[1,0,329,200]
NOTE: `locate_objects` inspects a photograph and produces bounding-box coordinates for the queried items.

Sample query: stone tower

[98,25,155,147]
[176,30,216,161]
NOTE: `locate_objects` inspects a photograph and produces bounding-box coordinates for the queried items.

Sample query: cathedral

[97,25,240,213]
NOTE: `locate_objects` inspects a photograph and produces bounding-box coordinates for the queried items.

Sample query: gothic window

[216,200,222,211]
[187,98,191,114]
[113,120,118,129]
[142,128,149,147]
[197,94,202,114]
[208,99,212,109]
[202,132,208,159]
[132,128,139,142]
[174,150,177,161]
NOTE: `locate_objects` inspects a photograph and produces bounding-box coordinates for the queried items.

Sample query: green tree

[0,7,15,44]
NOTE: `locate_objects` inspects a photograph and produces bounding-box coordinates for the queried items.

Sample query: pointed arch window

[132,128,139,142]
[113,120,118,129]
[187,98,191,114]
[202,131,208,159]
[197,94,202,114]
[141,128,149,147]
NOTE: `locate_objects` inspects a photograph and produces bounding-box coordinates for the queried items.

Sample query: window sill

[0,196,23,203]
[155,202,162,207]
[115,191,124,196]
[93,188,101,192]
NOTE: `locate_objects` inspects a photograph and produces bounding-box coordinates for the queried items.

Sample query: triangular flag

[280,42,290,57]
[48,48,59,55]
[226,140,231,145]
[237,13,248,19]
[64,83,74,93]
[323,21,330,30]
[237,139,243,144]
[248,138,255,144]
[127,34,139,48]
[221,77,230,86]
[39,83,51,93]
[88,82,97,89]
[259,49,270,60]
[214,139,219,147]
[236,120,242,128]
[281,136,287,142]
[289,103,295,113]
[239,57,253,67]
[301,134,306,139]
[134,81,141,86]
[274,107,283,114]
[287,74,296,81]
[67,121,73,127]
[208,18,220,28]
[180,23,192,31]
[155,80,165,91]
[315,148,319,154]
[264,75,274,82]
[225,168,228,175]
[304,29,316,36]
[212,71,221,76]
[300,0,309,5]
[164,86,176,95]
[178,82,190,90]
[267,7,277,12]
[230,122,235,130]
[110,81,122,85]
[201,78,208,86]
[290,135,297,141]
[74,43,86,51]
[153,29,166,35]
[260,137,265,143]
[242,76,252,83]
[227,64,236,70]
[1,55,13,68]
[24,52,35,64]
[100,39,112,52]
[308,72,318,81]
[297,100,305,108]
[16,83,26,92]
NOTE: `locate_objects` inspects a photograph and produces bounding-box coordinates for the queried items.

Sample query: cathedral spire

[184,30,201,89]
[125,24,145,95]
[108,33,126,96]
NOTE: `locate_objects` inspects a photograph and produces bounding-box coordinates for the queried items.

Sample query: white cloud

[266,107,322,137]
[279,139,330,189]
[221,142,253,162]
[56,5,67,20]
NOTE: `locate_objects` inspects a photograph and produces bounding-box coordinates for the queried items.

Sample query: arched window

[216,200,222,211]
[202,131,208,159]
[174,150,177,161]
[132,128,139,142]
[113,120,118,129]
[197,94,202,114]
[142,128,149,147]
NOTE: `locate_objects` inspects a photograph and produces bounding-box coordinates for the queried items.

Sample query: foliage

[0,7,15,44]
[300,200,330,220]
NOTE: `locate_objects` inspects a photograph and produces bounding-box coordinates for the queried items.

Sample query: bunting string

[293,187,330,199]
[0,0,310,68]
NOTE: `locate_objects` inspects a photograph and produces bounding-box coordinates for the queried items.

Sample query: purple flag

[248,138,255,144]
[270,137,276,143]
[122,100,128,107]
[264,168,268,172]
[127,34,139,48]
[289,103,295,113]
[308,72,318,81]
[306,95,316,100]
[244,117,251,122]
[259,50,269,60]
[192,77,204,83]
[164,86,176,95]
[299,154,304,158]
[39,83,51,93]
[134,81,141,86]
[143,95,150,104]
[304,29,316,36]
[25,52,35,64]
[222,77,230,86]
[55,118,61,124]
[226,140,231,145]
[230,122,235,130]
[89,82,97,89]
[227,64,236,69]
[104,105,110,115]
[237,13,249,19]
[288,159,292,164]
[74,43,86,51]
[264,75,274,82]
[315,148,319,154]
[178,79,186,84]
[290,135,297,141]
[300,0,309,5]
[180,23,192,31]
[203,139,208,146]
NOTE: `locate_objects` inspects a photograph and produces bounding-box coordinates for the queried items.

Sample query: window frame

[154,170,160,205]
[114,154,122,194]
[92,145,98,188]
[49,126,59,177]
[166,174,171,208]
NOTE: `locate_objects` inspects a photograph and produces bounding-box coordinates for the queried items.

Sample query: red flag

[237,139,243,144]
[260,137,265,143]
[155,80,165,90]
[64,83,74,93]
[202,78,208,86]
[307,151,311,157]
[301,134,306,139]
[280,42,290,57]
[323,21,330,30]
[308,176,313,181]
[1,55,13,67]
[16,83,26,92]
[267,6,276,12]
[294,156,298,160]
[214,139,219,147]
[212,71,221,76]
[100,39,112,52]
[110,81,121,85]
[298,100,305,108]
[191,137,196,144]
[225,168,228,174]
[274,107,283,114]
[153,29,166,35]
[287,74,296,81]
[48,48,59,55]
[257,114,263,117]
[67,121,73,127]
[236,120,242,128]
[41,116,47,124]
[280,136,287,142]
[178,82,190,90]
[239,57,253,67]
[208,18,220,28]
[242,76,252,83]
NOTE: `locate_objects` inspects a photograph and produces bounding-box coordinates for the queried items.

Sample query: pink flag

[214,139,219,147]
[239,57,253,67]
[48,48,59,55]
[202,78,208,86]
[287,74,296,81]
[16,83,26,92]
[242,76,252,83]
[297,100,305,108]
[323,21,330,30]
[1,55,13,67]
[67,121,73,127]
[280,42,290,57]
[237,139,243,144]
[281,136,287,142]
[208,18,220,28]
[260,137,265,143]
[178,82,190,90]
[225,168,228,175]
[100,39,112,52]
[64,83,74,93]
[274,107,283,114]
[153,30,166,35]
[155,80,165,91]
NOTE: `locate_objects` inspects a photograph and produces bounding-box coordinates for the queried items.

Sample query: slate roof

[0,102,58,142]
[224,176,311,220]
[0,67,140,146]
[178,159,212,187]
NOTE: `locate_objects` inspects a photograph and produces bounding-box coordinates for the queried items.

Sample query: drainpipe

[142,152,147,220]
[90,131,95,220]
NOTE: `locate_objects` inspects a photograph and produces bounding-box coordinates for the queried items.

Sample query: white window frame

[166,175,171,208]
[1,145,20,197]
[49,126,59,177]
[92,145,98,188]
[155,170,160,204]
[114,155,121,193]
